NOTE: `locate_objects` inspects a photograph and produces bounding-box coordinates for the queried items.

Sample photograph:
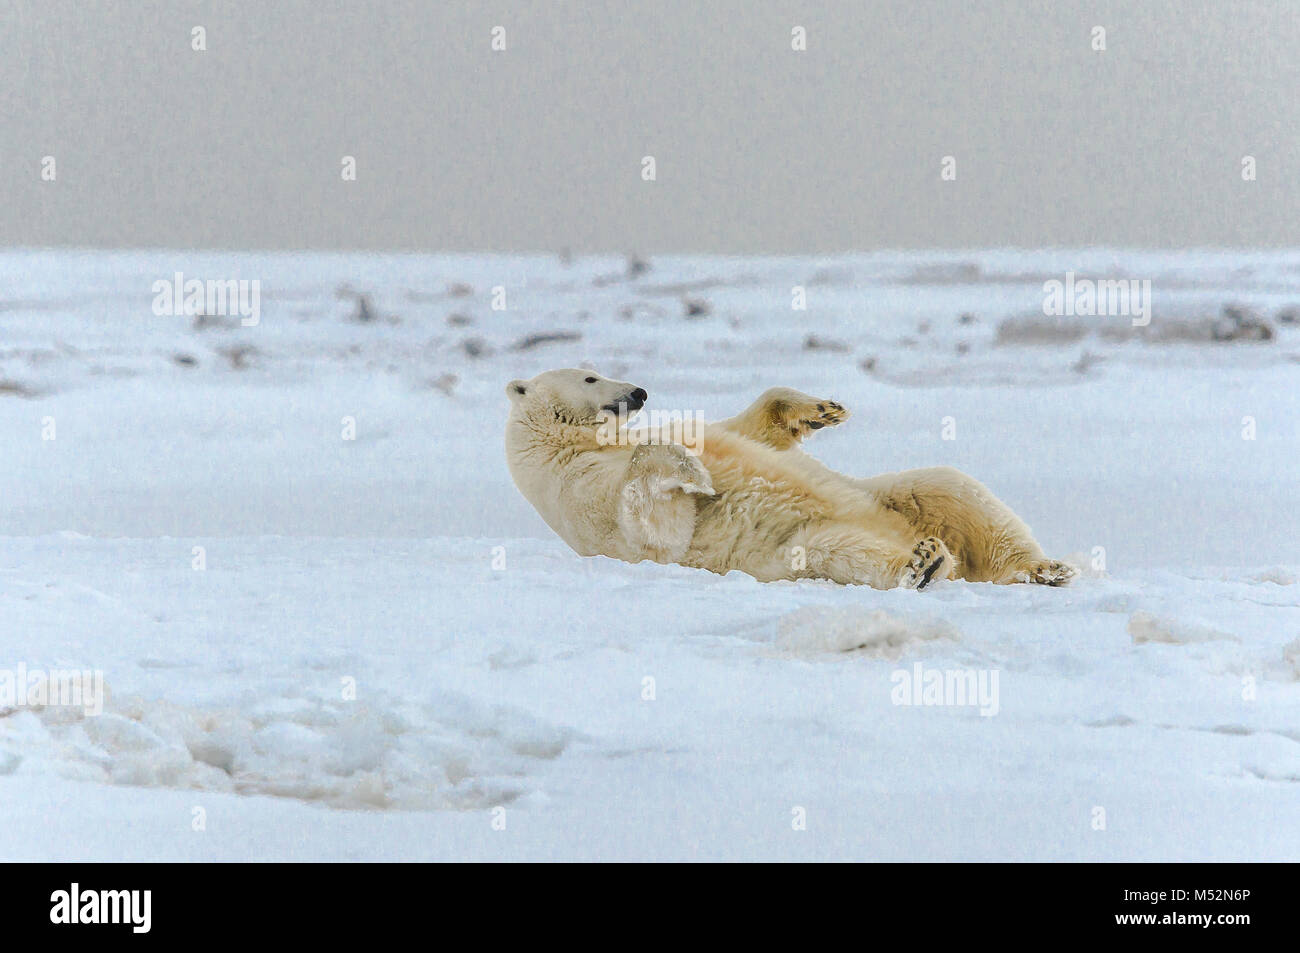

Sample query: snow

[1,248,1298,860]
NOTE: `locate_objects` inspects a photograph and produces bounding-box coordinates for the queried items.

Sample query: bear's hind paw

[1014,559,1079,586]
[901,536,955,590]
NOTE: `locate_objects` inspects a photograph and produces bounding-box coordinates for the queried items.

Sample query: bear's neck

[506,405,611,471]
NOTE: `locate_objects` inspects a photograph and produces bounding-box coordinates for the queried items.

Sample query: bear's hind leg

[793,525,954,590]
[861,466,1077,586]
[970,519,1079,586]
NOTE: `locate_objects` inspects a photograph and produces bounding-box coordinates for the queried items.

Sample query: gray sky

[3,0,1297,252]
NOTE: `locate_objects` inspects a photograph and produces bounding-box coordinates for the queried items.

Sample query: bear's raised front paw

[780,395,849,441]
[901,536,954,590]
[1015,559,1079,586]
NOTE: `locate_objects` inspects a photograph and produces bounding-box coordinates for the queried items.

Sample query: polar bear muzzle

[603,387,647,414]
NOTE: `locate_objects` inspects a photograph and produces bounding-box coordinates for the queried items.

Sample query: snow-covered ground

[1,248,1298,860]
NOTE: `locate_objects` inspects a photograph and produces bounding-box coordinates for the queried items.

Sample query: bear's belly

[682,481,816,580]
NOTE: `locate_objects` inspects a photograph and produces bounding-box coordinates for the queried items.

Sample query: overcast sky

[3,0,1297,252]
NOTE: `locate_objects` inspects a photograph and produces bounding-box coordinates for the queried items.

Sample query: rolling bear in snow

[505,368,1077,590]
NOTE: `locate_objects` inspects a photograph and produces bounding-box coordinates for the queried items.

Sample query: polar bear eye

[584,377,597,383]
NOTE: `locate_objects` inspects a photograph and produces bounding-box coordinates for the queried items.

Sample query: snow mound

[0,685,572,810]
[1127,611,1238,645]
[1249,568,1298,586]
[774,606,958,658]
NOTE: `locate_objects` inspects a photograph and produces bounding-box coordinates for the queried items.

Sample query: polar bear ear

[506,379,528,401]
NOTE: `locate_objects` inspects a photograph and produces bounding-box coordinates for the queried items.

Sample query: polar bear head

[506,368,648,424]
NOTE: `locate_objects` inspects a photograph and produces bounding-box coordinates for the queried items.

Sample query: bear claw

[790,399,848,439]
[1016,559,1079,586]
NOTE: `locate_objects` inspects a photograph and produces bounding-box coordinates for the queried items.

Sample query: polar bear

[505,368,1077,590]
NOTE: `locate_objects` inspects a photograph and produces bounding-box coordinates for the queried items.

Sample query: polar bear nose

[631,388,648,404]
